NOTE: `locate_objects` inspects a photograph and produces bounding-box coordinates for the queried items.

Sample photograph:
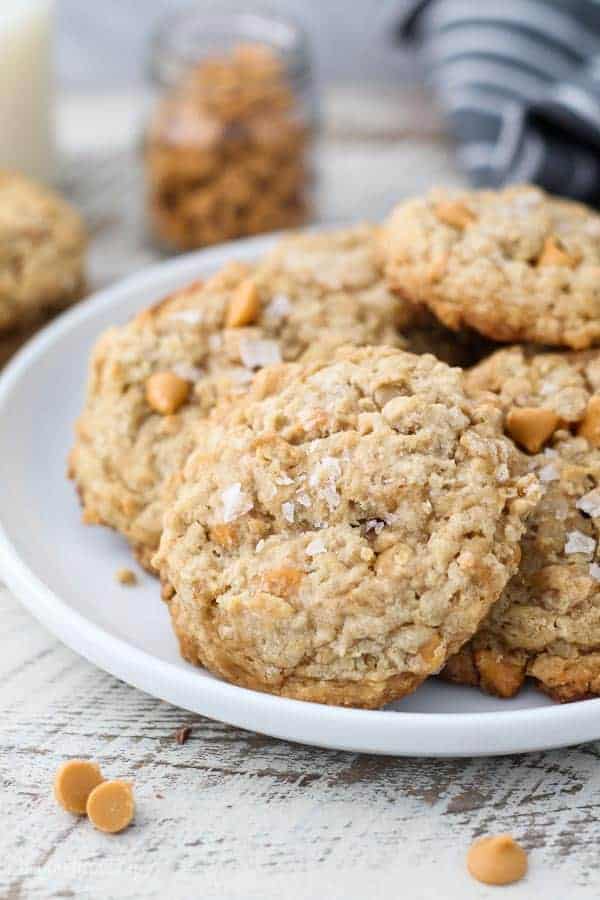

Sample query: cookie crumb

[175,725,192,745]
[467,834,527,885]
[116,567,137,586]
[54,759,104,815]
[86,780,135,834]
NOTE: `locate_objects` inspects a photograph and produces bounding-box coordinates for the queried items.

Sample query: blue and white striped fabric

[390,1,600,203]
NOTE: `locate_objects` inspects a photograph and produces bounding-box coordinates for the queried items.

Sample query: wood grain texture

[2,588,600,899]
[2,90,599,899]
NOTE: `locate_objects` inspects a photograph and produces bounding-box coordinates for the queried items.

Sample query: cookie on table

[445,346,600,701]
[154,346,541,708]
[382,185,600,349]
[0,170,86,336]
[69,226,412,571]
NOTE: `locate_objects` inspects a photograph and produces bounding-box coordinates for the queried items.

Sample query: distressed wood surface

[2,88,600,899]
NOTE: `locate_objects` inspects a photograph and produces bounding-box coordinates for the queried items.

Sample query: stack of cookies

[71,186,600,708]
[383,185,600,702]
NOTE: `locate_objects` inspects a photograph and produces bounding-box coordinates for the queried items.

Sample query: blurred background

[41,0,456,287]
[57,0,412,89]
[0,0,462,315]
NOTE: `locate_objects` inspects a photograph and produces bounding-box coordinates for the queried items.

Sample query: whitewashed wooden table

[2,88,600,900]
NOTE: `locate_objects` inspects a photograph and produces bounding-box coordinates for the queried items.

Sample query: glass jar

[144,5,316,252]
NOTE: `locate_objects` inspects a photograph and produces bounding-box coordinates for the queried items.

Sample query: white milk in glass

[0,0,54,183]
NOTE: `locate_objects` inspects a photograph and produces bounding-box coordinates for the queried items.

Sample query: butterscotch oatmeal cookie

[154,346,540,708]
[445,347,600,700]
[382,185,600,349]
[70,227,410,570]
[0,171,86,334]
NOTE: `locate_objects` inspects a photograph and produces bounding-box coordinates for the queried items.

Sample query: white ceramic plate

[2,233,600,757]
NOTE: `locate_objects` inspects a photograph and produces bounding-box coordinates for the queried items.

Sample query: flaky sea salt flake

[576,489,600,518]
[172,363,204,382]
[282,502,295,523]
[168,309,203,325]
[221,483,253,523]
[365,519,385,535]
[239,338,282,369]
[564,530,596,556]
[266,293,292,318]
[306,537,326,556]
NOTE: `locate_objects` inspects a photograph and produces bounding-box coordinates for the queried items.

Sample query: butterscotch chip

[434,200,475,229]
[537,235,577,268]
[467,835,527,886]
[54,760,104,815]
[116,567,137,586]
[578,395,600,447]
[154,345,540,709]
[383,185,600,348]
[261,567,303,598]
[473,648,526,698]
[86,780,135,834]
[505,406,560,454]
[145,371,190,415]
[226,279,260,327]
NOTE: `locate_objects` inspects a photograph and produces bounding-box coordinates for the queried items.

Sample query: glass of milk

[0,0,54,184]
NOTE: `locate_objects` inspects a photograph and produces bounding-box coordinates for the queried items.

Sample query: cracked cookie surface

[154,346,540,708]
[445,346,600,701]
[382,185,600,349]
[69,226,412,569]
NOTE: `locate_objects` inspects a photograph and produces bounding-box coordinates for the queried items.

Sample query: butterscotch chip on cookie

[445,346,600,701]
[0,170,86,335]
[153,346,540,708]
[69,227,410,570]
[382,185,600,349]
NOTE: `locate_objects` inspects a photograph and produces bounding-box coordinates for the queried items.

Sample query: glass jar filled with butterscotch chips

[144,7,316,252]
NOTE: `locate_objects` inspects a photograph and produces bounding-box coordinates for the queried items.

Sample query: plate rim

[2,233,600,757]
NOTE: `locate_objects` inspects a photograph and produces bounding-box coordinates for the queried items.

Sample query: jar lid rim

[150,4,311,86]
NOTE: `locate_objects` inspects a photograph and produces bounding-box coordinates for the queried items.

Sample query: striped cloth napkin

[390,0,600,203]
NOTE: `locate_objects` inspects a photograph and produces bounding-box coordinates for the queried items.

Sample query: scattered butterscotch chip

[537,235,577,268]
[145,371,190,415]
[86,780,135,834]
[578,395,600,447]
[54,759,104,815]
[434,200,475,229]
[174,725,192,745]
[467,834,528,886]
[226,279,260,328]
[505,406,560,454]
[116,567,137,586]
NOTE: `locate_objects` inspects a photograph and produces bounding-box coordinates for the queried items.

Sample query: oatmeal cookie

[70,226,411,570]
[445,346,600,700]
[382,185,600,349]
[0,171,86,334]
[154,346,540,708]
